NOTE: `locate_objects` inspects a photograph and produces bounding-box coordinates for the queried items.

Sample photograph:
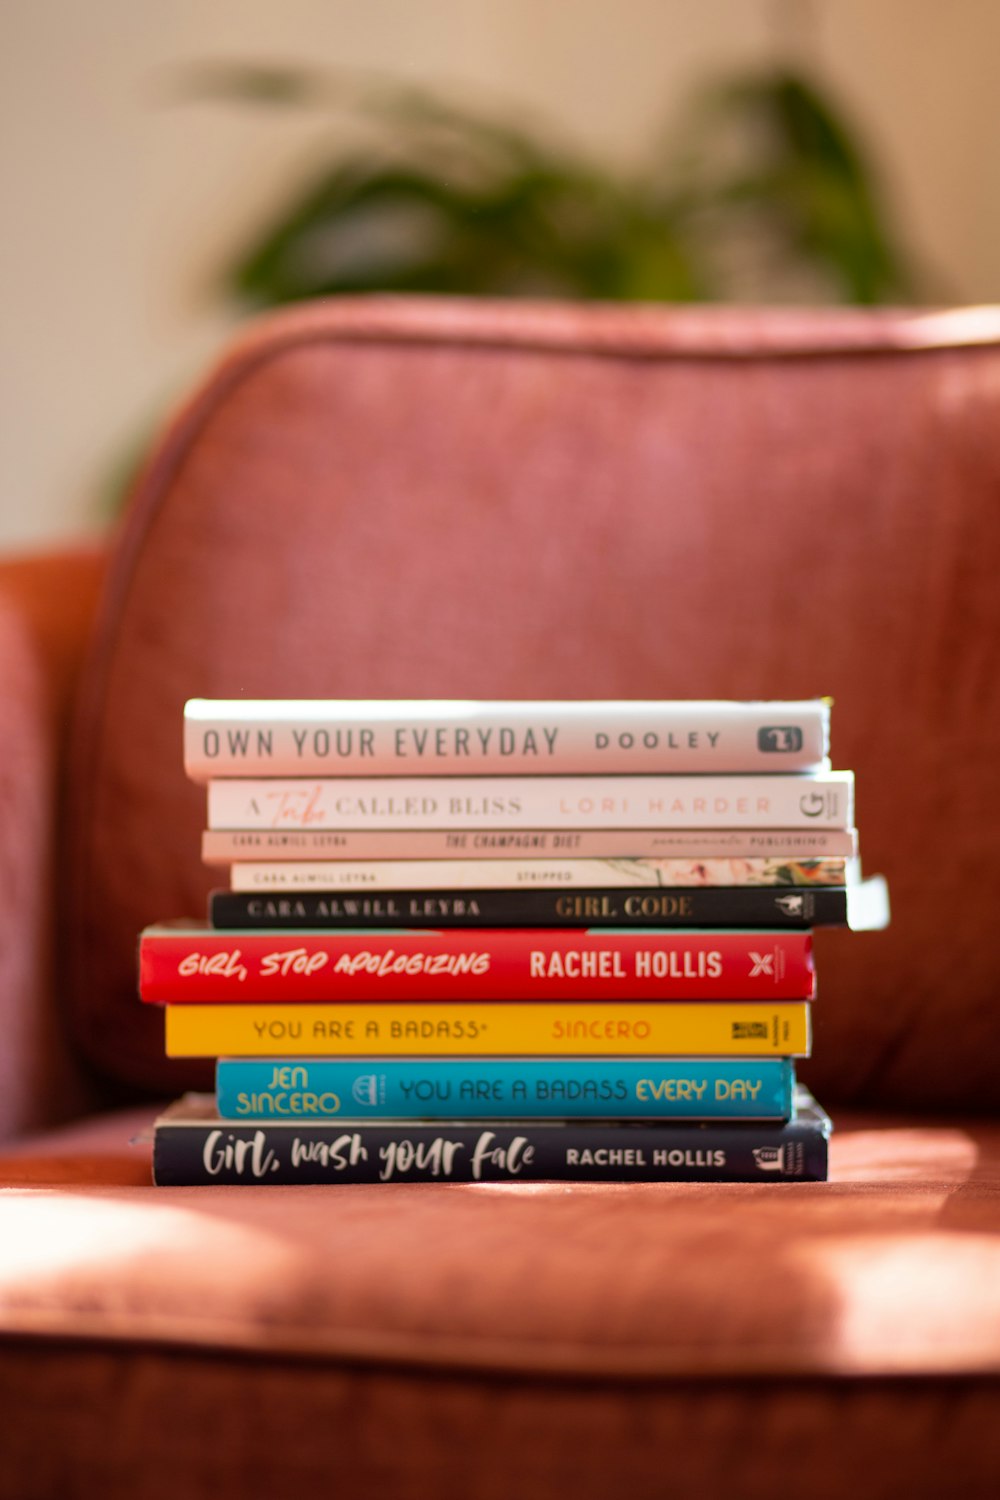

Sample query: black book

[151,1086,831,1185]
[210,885,850,930]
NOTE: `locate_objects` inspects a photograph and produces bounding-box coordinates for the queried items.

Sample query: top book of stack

[184,700,831,780]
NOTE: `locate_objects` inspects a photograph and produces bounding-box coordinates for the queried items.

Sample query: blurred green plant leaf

[660,70,911,302]
[173,60,915,309]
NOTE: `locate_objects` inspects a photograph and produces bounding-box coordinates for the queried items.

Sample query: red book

[138,924,814,1004]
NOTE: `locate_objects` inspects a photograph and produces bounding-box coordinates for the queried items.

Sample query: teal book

[215,1057,795,1122]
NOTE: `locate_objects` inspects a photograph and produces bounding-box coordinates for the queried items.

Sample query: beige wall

[2,0,998,548]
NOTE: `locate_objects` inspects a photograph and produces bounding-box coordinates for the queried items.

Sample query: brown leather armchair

[1,298,998,1498]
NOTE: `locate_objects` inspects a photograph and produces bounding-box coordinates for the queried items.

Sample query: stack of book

[140,699,881,1184]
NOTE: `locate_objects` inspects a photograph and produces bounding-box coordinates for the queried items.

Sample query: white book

[228,855,854,891]
[207,772,854,831]
[185,698,830,779]
[203,827,861,862]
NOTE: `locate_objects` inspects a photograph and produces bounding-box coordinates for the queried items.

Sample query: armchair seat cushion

[2,1107,999,1375]
[2,1108,999,1496]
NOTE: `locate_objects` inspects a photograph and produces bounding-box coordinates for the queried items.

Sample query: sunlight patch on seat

[789,1230,1000,1373]
[0,1191,296,1286]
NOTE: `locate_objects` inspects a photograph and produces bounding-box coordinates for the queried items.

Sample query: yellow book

[164,1001,810,1058]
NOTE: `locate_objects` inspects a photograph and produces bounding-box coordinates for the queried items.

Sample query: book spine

[215,1057,795,1120]
[184,699,830,780]
[153,1115,829,1184]
[206,773,854,832]
[202,827,861,863]
[164,1002,812,1058]
[228,856,850,891]
[139,928,815,1003]
[209,886,848,930]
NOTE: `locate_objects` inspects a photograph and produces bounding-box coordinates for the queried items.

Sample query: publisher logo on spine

[773,892,814,920]
[752,1142,805,1175]
[752,1145,787,1172]
[757,726,804,753]
[352,1074,386,1107]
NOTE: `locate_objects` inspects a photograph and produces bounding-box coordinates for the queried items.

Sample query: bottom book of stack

[150,1083,831,1185]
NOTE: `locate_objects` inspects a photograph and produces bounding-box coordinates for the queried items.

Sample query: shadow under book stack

[138,699,877,1185]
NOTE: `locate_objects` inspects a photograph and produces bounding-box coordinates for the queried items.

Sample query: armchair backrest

[65,298,1000,1111]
